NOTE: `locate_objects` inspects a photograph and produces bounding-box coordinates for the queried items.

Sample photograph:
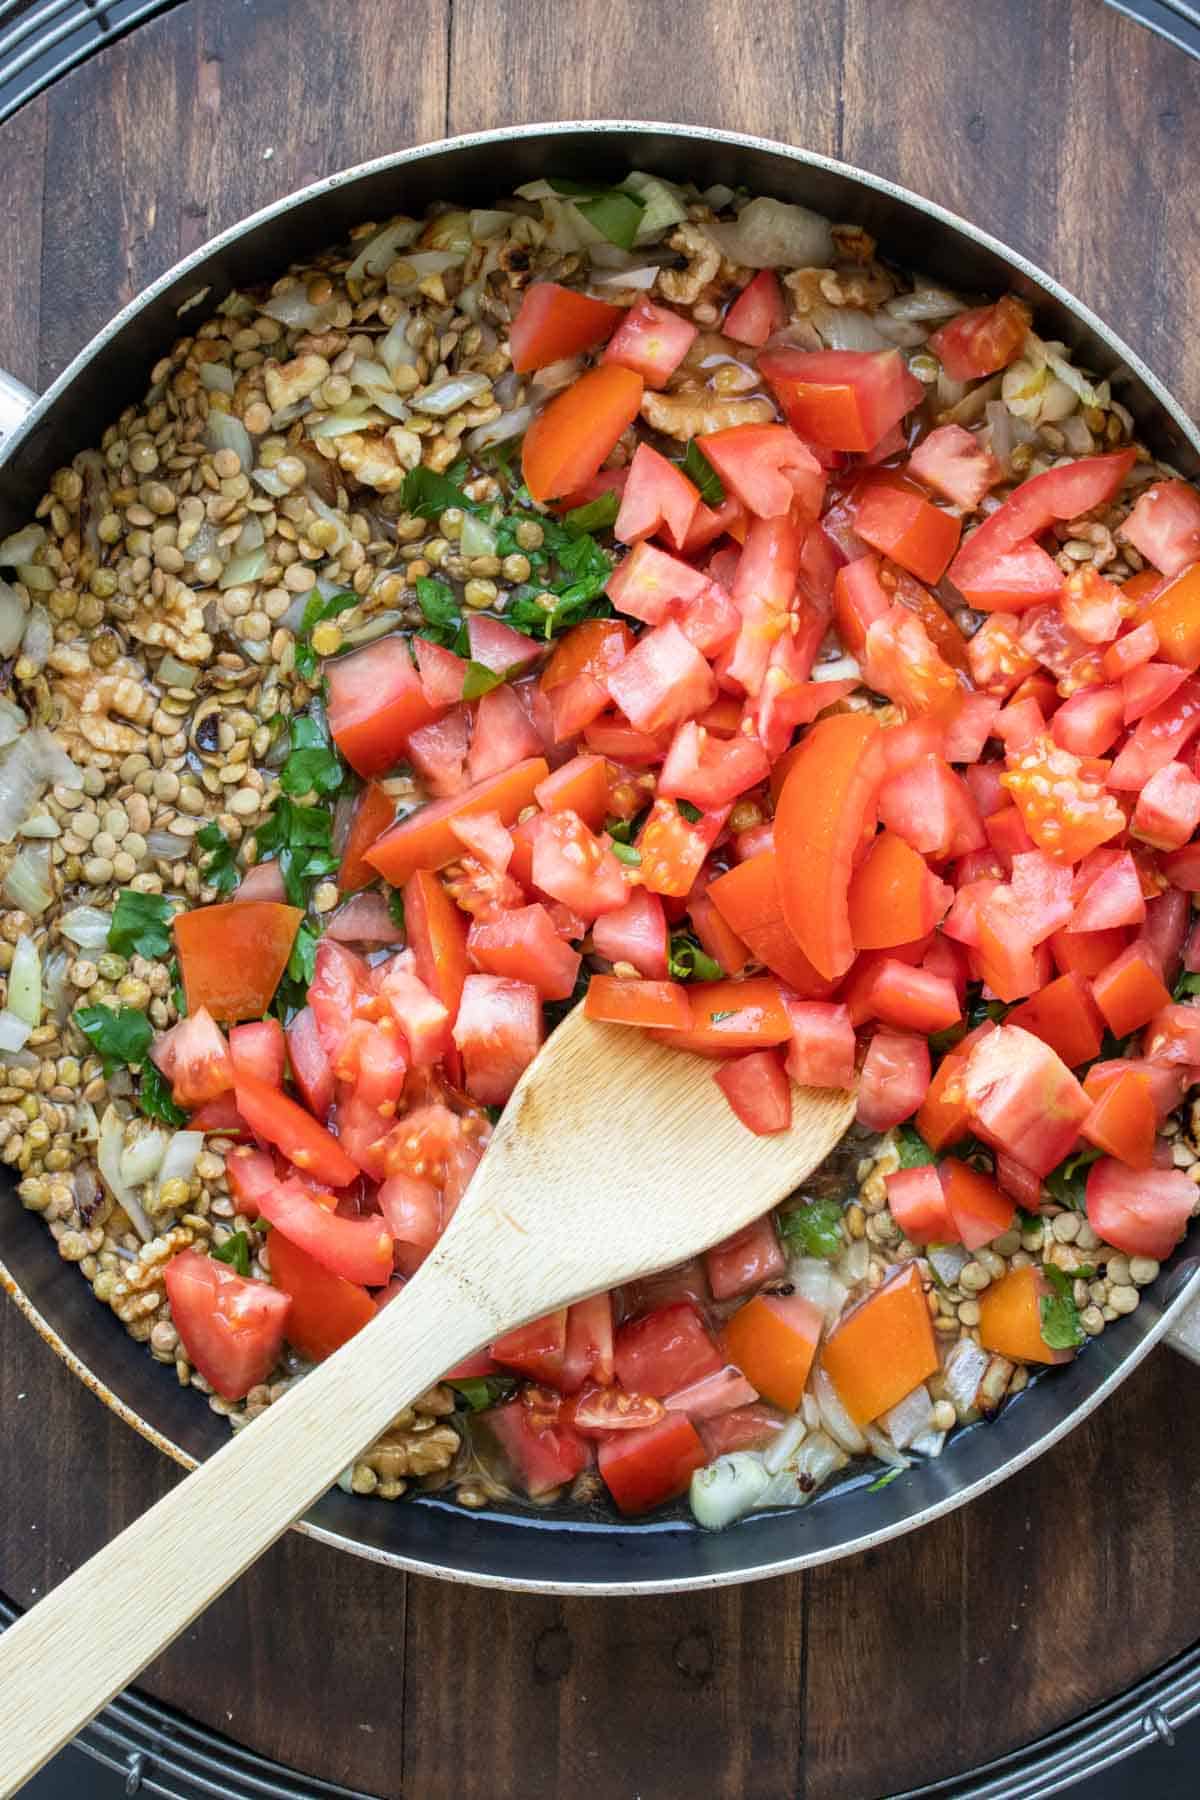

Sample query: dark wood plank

[1,3,1200,1797]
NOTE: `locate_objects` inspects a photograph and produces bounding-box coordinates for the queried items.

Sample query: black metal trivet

[0,0,184,124]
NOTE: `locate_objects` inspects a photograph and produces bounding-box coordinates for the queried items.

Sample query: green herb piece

[867,1466,903,1493]
[138,1064,187,1127]
[448,1375,517,1412]
[108,891,173,961]
[461,660,506,701]
[675,799,703,824]
[966,995,1009,1030]
[1039,1263,1085,1350]
[576,190,645,249]
[1173,970,1200,1000]
[294,588,358,682]
[543,964,592,1033]
[483,1104,503,1125]
[211,1231,252,1279]
[399,464,483,520]
[197,823,238,896]
[709,1009,736,1023]
[73,1004,153,1076]
[506,586,614,641]
[680,439,725,506]
[168,958,186,1017]
[414,575,466,652]
[1044,1145,1101,1211]
[256,799,339,909]
[779,1196,845,1260]
[1016,1207,1043,1234]
[269,922,321,1024]
[280,714,346,799]
[564,490,621,535]
[611,842,642,867]
[667,933,723,983]
[928,1022,967,1058]
[604,813,647,846]
[388,888,406,930]
[894,1123,937,1168]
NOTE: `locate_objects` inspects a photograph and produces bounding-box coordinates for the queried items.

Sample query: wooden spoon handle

[0,1257,490,1797]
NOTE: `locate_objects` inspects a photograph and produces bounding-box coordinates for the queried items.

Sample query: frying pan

[1,121,1199,1596]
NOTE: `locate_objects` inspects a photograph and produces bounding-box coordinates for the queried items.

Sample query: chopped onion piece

[307,408,388,439]
[350,356,395,391]
[816,307,892,353]
[864,1424,911,1470]
[235,515,265,556]
[157,653,200,690]
[378,314,418,375]
[250,465,291,497]
[0,738,47,845]
[219,547,269,590]
[346,217,422,282]
[17,813,58,840]
[910,1427,947,1458]
[703,184,736,209]
[120,1128,170,1187]
[206,411,254,473]
[689,1453,769,1531]
[0,1008,32,1051]
[470,209,515,239]
[885,286,965,322]
[1027,335,1109,409]
[788,1256,849,1330]
[460,512,498,558]
[307,495,351,553]
[43,948,70,1024]
[836,1237,870,1286]
[16,564,54,592]
[0,523,46,567]
[590,264,660,290]
[30,728,81,790]
[340,610,404,648]
[927,1243,971,1287]
[145,830,192,862]
[60,905,113,948]
[0,695,24,749]
[813,1364,868,1454]
[158,1129,204,1193]
[943,1337,989,1415]
[20,605,53,670]
[467,404,534,453]
[415,372,492,416]
[2,844,52,914]
[705,196,833,269]
[762,1414,807,1475]
[869,314,930,349]
[880,1383,934,1450]
[386,250,466,293]
[260,288,341,330]
[0,579,27,656]
[182,520,222,565]
[199,363,236,395]
[813,654,861,684]
[8,935,41,1027]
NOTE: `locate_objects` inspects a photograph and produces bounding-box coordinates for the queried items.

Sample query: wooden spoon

[0,1003,854,1793]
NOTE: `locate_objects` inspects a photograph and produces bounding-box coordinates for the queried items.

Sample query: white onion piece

[0,694,24,747]
[219,547,269,590]
[864,1424,911,1470]
[415,371,492,416]
[7,934,41,1028]
[75,1099,100,1141]
[378,314,418,375]
[20,605,53,671]
[689,1453,769,1531]
[467,404,534,453]
[0,737,47,845]
[350,356,395,391]
[880,1382,934,1450]
[0,1009,32,1051]
[1026,334,1107,408]
[927,1242,970,1287]
[1060,412,1096,456]
[2,845,52,914]
[705,196,834,269]
[182,520,222,565]
[157,653,199,690]
[703,183,736,209]
[590,264,659,290]
[367,392,414,423]
[762,1430,846,1506]
[307,408,388,439]
[837,1238,871,1286]
[869,314,930,349]
[157,1129,204,1193]
[787,1256,849,1330]
[346,217,421,282]
[816,308,892,353]
[307,495,351,553]
[250,465,291,498]
[18,812,57,839]
[31,727,82,790]
[0,579,27,656]
[812,654,861,684]
[460,512,498,559]
[120,1128,170,1187]
[0,523,46,567]
[340,609,404,648]
[801,1392,821,1432]
[145,830,192,862]
[199,362,236,395]
[260,287,341,330]
[60,905,113,948]
[943,1337,989,1414]
[813,1364,869,1454]
[386,250,465,293]
[469,208,514,239]
[42,948,70,1024]
[885,286,965,322]
[205,410,254,473]
[762,1414,808,1475]
[910,1427,947,1459]
[235,515,265,555]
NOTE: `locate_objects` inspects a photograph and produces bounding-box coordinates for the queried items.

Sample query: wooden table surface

[2,2,1200,1794]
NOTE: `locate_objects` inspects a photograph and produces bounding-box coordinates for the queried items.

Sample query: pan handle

[0,367,37,444]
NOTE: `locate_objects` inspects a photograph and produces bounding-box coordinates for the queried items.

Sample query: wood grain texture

[0,1,1199,1795]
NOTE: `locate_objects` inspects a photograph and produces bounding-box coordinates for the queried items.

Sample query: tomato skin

[855,481,961,585]
[722,1292,822,1412]
[915,1022,995,1150]
[1142,1001,1200,1067]
[338,783,396,894]
[848,830,953,952]
[164,1249,291,1402]
[607,619,717,735]
[614,1300,723,1398]
[509,282,623,372]
[1080,1069,1156,1169]
[960,1024,1089,1176]
[885,1166,955,1246]
[1132,759,1200,851]
[704,1216,786,1301]
[452,972,543,1106]
[522,364,644,503]
[602,296,697,386]
[864,959,961,1034]
[326,637,441,777]
[928,295,1030,380]
[878,755,985,861]
[939,1161,1015,1250]
[856,1030,931,1131]
[1086,1157,1195,1260]
[784,1000,856,1089]
[776,712,882,981]
[833,553,891,657]
[366,758,549,886]
[235,1069,361,1190]
[699,423,826,521]
[268,1230,377,1362]
[1121,481,1200,578]
[468,903,581,1002]
[597,1413,707,1516]
[658,719,770,809]
[560,1293,615,1393]
[758,348,924,453]
[663,1364,759,1419]
[584,975,691,1031]
[1006,971,1104,1068]
[723,269,787,347]
[656,976,793,1056]
[614,442,701,550]
[713,1048,793,1135]
[1109,677,1200,789]
[907,423,1002,510]
[174,901,302,1024]
[1092,944,1173,1038]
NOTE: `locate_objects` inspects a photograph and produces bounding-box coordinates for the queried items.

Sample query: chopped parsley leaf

[867,1466,904,1493]
[779,1196,844,1260]
[563,490,621,535]
[73,1004,153,1076]
[256,799,339,909]
[1040,1264,1085,1350]
[604,812,647,846]
[108,890,174,961]
[138,1065,187,1127]
[448,1375,517,1412]
[675,799,703,823]
[894,1124,937,1168]
[399,463,485,520]
[1173,970,1200,1000]
[611,842,642,867]
[269,921,321,1024]
[680,440,725,506]
[1044,1145,1101,1211]
[388,888,406,930]
[294,588,358,682]
[280,713,346,799]
[667,933,722,983]
[197,823,238,896]
[211,1231,252,1278]
[461,660,506,701]
[414,576,468,652]
[709,1009,737,1023]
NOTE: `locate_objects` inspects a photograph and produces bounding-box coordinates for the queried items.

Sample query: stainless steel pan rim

[2,118,1199,1597]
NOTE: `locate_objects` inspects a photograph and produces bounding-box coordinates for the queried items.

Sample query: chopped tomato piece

[614,1300,722,1397]
[1080,1069,1156,1169]
[1001,735,1124,861]
[949,452,1135,611]
[833,552,891,656]
[164,1249,290,1401]
[664,1364,759,1419]
[1006,971,1104,1068]
[848,830,953,951]
[915,1022,995,1150]
[704,1216,786,1301]
[465,614,543,678]
[1104,620,1159,681]
[864,958,961,1033]
[614,442,700,550]
[1092,943,1172,1037]
[229,1018,285,1089]
[722,1293,822,1412]
[698,423,826,521]
[966,612,1038,698]
[960,1024,1089,1176]
[758,347,923,453]
[366,758,549,886]
[591,886,669,980]
[189,1091,249,1136]
[522,364,644,504]
[452,973,542,1106]
[855,1030,931,1131]
[492,1309,569,1387]
[1050,684,1124,756]
[235,1069,360,1189]
[1122,661,1189,723]
[602,296,697,386]
[465,682,541,785]
[597,1413,706,1515]
[528,809,628,918]
[338,783,395,894]
[284,1006,334,1120]
[1143,1002,1200,1067]
[483,1400,591,1498]
[885,1165,955,1246]
[939,1160,1014,1250]
[1061,565,1124,644]
[636,797,729,899]
[658,719,770,808]
[1085,1158,1195,1261]
[977,1265,1073,1366]
[173,900,302,1024]
[705,850,833,994]
[928,295,1029,380]
[509,282,623,372]
[723,269,787,346]
[1132,759,1200,850]
[607,619,717,735]
[376,1172,441,1276]
[1121,480,1200,578]
[257,1175,393,1286]
[268,1228,377,1362]
[784,999,856,1089]
[326,636,440,777]
[156,1006,234,1109]
[1108,676,1200,788]
[468,904,581,1002]
[713,1048,793,1135]
[413,638,469,709]
[689,887,752,978]
[607,541,709,626]
[775,711,881,981]
[1085,1057,1186,1124]
[820,1265,938,1425]
[855,480,961,584]
[584,975,691,1031]
[1051,924,1133,981]
[907,423,1002,510]
[863,604,964,722]
[656,976,793,1056]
